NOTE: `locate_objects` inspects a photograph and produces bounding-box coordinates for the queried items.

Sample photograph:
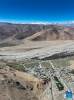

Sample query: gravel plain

[0,40,74,59]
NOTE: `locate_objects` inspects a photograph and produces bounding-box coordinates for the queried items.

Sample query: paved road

[41,84,50,100]
[41,62,53,100]
[49,73,54,100]
[49,60,73,100]
[40,61,52,100]
[49,60,71,92]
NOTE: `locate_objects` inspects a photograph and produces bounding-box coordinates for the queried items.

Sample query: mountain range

[0,22,74,45]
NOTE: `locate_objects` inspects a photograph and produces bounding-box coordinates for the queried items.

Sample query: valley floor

[0,40,74,59]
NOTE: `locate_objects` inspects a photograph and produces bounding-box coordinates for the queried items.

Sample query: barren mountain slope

[26,26,74,41]
[0,63,48,100]
[0,23,51,42]
[1,23,74,45]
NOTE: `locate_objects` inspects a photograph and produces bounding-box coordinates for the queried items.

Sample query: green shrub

[54,76,59,82]
[56,82,64,91]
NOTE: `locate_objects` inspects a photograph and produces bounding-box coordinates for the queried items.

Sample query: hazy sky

[0,0,74,23]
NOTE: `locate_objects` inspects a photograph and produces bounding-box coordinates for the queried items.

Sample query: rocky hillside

[27,26,74,41]
[0,62,48,100]
[0,22,50,41]
[1,23,74,44]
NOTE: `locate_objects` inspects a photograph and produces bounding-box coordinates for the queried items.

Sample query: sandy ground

[70,60,74,69]
[0,40,74,59]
